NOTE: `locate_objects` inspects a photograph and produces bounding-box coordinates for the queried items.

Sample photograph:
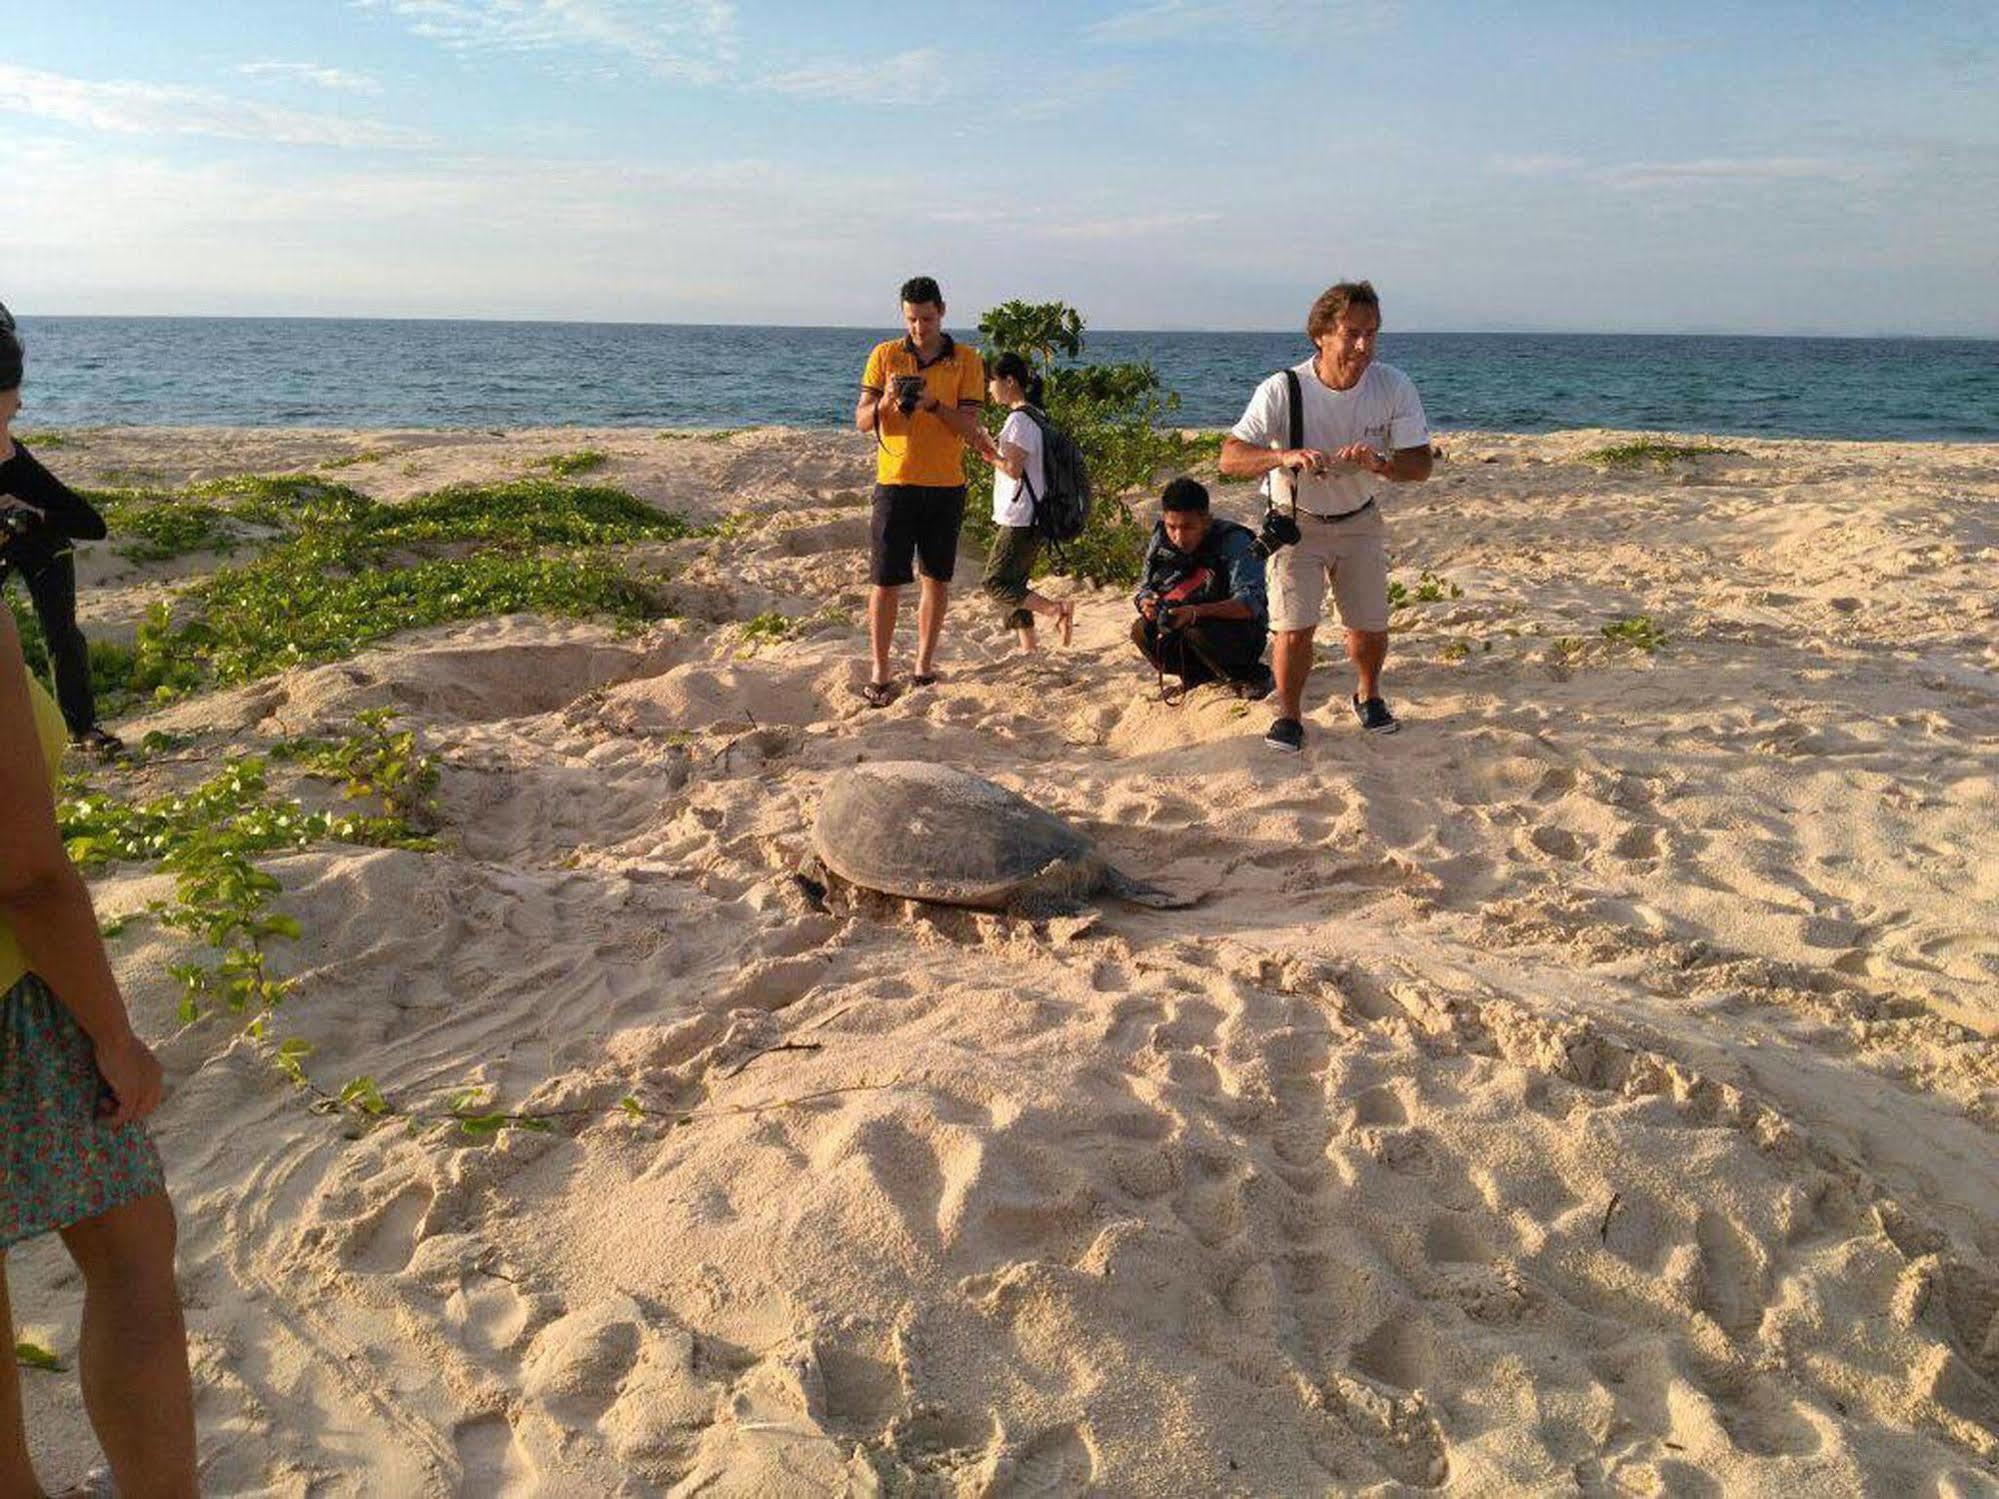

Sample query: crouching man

[1130,478,1273,699]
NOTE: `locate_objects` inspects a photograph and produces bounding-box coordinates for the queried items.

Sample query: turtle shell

[813,761,1101,909]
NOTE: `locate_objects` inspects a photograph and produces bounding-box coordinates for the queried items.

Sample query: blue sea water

[12,318,1998,441]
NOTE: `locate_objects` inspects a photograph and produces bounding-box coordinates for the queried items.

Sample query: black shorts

[870,484,967,586]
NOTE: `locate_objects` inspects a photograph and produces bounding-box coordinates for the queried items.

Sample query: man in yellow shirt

[853,276,992,706]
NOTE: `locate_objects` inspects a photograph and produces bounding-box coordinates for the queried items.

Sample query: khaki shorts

[1266,504,1391,633]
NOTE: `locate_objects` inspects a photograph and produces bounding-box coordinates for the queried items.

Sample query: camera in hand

[1250,507,1301,560]
[0,505,42,552]
[892,374,927,415]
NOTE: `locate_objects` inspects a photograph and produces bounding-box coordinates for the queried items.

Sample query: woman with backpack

[0,602,196,1494]
[975,352,1074,653]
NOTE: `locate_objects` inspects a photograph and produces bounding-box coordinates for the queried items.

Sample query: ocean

[11,318,1997,441]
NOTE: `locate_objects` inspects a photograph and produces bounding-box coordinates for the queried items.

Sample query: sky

[2,1,1995,335]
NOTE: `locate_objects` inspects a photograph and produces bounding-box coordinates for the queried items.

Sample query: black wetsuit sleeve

[0,444,106,541]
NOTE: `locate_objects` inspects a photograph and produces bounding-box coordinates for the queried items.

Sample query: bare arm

[976,437,1028,478]
[922,395,986,445]
[1219,435,1329,479]
[0,611,162,1122]
[855,386,887,434]
[1333,442,1433,483]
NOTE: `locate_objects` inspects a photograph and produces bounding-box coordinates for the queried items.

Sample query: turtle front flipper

[1103,868,1199,910]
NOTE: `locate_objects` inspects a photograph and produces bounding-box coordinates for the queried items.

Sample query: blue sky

[3,1,1995,334]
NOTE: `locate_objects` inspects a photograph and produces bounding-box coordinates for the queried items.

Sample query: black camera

[1250,507,1301,560]
[892,374,926,415]
[0,505,41,551]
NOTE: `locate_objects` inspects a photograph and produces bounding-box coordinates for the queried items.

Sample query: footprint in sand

[344,1182,433,1275]
[454,1412,535,1493]
[990,1420,1099,1497]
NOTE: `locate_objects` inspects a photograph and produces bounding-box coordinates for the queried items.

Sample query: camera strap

[1272,367,1304,524]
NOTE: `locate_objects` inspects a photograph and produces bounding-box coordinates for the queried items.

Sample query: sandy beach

[11,424,1997,1495]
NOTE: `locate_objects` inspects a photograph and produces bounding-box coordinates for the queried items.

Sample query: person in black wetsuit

[0,304,120,756]
[1131,477,1274,699]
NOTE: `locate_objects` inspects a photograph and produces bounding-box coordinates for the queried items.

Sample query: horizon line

[13,312,1998,343]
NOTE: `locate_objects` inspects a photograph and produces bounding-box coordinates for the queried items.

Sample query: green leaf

[14,1340,63,1371]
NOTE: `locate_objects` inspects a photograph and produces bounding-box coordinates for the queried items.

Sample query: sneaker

[1264,716,1304,753]
[1351,694,1400,733]
[74,725,124,757]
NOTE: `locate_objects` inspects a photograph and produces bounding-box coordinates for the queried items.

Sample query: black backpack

[1017,406,1092,545]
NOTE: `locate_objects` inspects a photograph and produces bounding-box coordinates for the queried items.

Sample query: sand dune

[11,425,1996,1494]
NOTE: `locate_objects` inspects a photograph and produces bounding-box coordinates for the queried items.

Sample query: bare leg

[57,1193,195,1499]
[1272,626,1316,720]
[913,577,949,678]
[1347,627,1388,700]
[1016,591,1071,653]
[0,1261,46,1498]
[867,585,900,685]
[1013,625,1038,652]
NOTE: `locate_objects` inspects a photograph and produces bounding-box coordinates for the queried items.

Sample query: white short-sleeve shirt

[1230,359,1429,517]
[992,407,1046,528]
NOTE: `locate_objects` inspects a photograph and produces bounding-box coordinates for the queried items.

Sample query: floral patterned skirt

[1,973,164,1249]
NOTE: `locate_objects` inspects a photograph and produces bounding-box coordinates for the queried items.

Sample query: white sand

[12,425,1997,1495]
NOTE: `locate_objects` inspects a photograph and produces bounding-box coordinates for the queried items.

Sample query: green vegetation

[1601,613,1667,652]
[42,477,686,701]
[319,448,387,470]
[1582,439,1745,468]
[699,510,758,541]
[94,492,241,562]
[739,610,793,645]
[1388,570,1463,608]
[659,427,751,443]
[14,1341,63,1372]
[61,715,439,1026]
[541,448,609,477]
[962,298,1186,586]
[16,430,72,451]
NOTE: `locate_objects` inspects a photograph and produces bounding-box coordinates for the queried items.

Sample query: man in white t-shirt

[1220,281,1433,753]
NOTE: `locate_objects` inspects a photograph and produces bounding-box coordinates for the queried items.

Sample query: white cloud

[1487,153,1583,178]
[352,0,738,83]
[1485,153,1865,191]
[1599,156,1864,190]
[756,49,951,106]
[0,62,424,148]
[237,61,384,94]
[1086,0,1391,44]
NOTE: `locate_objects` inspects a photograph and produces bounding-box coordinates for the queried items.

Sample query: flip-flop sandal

[909,673,940,687]
[859,680,896,707]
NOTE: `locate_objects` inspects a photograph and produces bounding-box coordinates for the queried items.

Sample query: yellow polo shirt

[0,680,68,995]
[862,335,986,487]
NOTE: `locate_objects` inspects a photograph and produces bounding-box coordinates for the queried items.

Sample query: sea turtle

[810,761,1182,915]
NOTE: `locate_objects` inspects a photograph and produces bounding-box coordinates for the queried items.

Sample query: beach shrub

[541,448,608,477]
[1583,440,1744,468]
[962,299,1180,587]
[62,717,439,1026]
[739,611,793,645]
[1601,614,1666,652]
[92,492,242,562]
[71,478,688,698]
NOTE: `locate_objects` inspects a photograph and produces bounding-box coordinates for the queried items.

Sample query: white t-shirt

[1230,359,1429,517]
[992,407,1046,528]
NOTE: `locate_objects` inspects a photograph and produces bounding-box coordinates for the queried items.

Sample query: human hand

[1281,448,1331,477]
[94,1030,165,1125]
[1334,443,1391,475]
[1163,604,1196,631]
[1138,593,1159,621]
